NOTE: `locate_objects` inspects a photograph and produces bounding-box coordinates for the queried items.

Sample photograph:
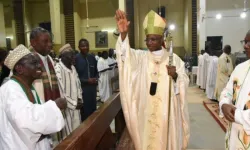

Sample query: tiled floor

[103,86,226,149]
[187,86,225,150]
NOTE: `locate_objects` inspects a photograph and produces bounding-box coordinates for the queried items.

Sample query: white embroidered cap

[59,43,72,54]
[4,44,31,70]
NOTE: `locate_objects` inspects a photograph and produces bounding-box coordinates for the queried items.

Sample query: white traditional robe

[54,61,82,137]
[215,53,233,100]
[107,57,119,90]
[0,80,65,150]
[219,60,250,150]
[107,57,118,78]
[116,35,190,150]
[97,58,112,102]
[200,52,210,89]
[196,54,203,86]
[95,55,100,61]
[205,56,218,99]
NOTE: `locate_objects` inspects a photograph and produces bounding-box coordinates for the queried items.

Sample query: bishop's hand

[115,9,130,41]
[166,65,178,81]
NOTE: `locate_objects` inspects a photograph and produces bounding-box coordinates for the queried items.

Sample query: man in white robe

[108,48,119,90]
[205,52,218,100]
[97,51,112,102]
[0,44,66,150]
[55,44,83,137]
[200,50,210,90]
[196,50,205,87]
[215,45,233,100]
[107,49,118,78]
[219,30,250,149]
[115,10,190,150]
[95,52,101,61]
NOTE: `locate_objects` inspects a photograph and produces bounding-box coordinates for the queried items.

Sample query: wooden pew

[54,93,127,150]
[116,128,135,150]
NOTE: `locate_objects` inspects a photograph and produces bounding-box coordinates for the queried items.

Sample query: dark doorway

[39,22,51,33]
[206,36,223,50]
[6,38,11,50]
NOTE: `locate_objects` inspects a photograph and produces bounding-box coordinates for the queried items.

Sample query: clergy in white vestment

[0,45,66,150]
[30,27,62,146]
[55,44,83,137]
[115,10,190,150]
[215,45,233,100]
[108,48,119,90]
[200,50,210,90]
[219,30,250,150]
[196,50,205,87]
[107,48,118,79]
[205,52,218,100]
[97,51,112,102]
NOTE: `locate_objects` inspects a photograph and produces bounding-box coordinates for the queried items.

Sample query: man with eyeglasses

[219,30,250,149]
[215,45,233,101]
[115,10,189,150]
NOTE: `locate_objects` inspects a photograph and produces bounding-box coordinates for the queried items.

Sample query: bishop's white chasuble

[116,35,190,150]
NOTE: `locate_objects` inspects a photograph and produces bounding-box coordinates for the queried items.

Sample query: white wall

[205,9,250,53]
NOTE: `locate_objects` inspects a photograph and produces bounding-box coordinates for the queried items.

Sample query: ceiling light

[216,14,222,20]
[169,24,175,30]
[6,36,13,39]
[240,12,247,18]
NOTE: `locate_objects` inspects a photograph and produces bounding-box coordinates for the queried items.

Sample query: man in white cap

[115,10,190,150]
[0,44,66,150]
[54,44,83,137]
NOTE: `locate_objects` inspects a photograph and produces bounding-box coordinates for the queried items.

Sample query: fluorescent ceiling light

[216,14,222,19]
[240,12,247,18]
[169,24,175,30]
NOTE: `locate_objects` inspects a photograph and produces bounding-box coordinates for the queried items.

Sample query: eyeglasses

[144,37,161,43]
[240,40,250,47]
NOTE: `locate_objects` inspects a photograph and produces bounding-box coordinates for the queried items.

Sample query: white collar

[37,53,48,61]
[151,49,163,56]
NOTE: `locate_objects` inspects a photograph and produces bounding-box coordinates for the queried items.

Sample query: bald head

[223,45,231,55]
[246,30,250,36]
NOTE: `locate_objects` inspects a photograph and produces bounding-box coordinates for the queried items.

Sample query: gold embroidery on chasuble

[145,52,168,150]
[232,78,240,105]
[241,100,250,146]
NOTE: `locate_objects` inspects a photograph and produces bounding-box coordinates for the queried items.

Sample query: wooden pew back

[54,93,125,150]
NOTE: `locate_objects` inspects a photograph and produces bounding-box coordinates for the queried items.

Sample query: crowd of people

[196,30,250,149]
[0,26,118,149]
[196,44,234,102]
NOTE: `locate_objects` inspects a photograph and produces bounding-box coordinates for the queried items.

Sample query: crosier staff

[164,28,173,149]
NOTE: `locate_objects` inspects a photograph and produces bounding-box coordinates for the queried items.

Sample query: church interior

[0,0,250,150]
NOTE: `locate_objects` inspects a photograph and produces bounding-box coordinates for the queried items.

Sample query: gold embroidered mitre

[143,10,167,36]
